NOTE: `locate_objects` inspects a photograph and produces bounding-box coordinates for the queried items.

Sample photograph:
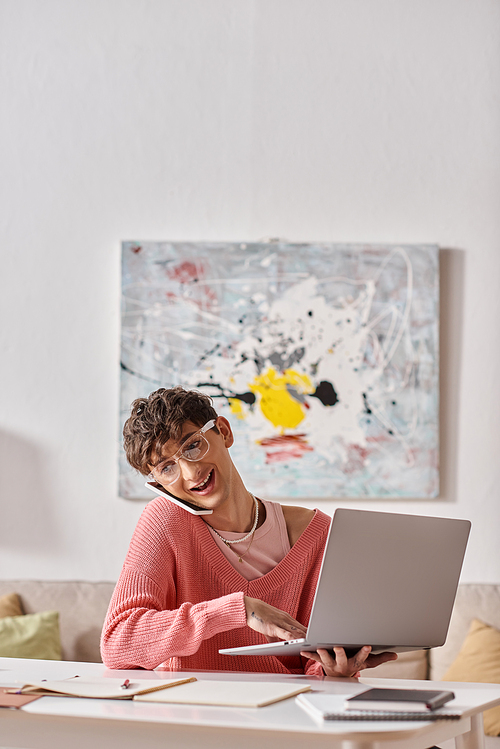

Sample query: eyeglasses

[149,419,216,485]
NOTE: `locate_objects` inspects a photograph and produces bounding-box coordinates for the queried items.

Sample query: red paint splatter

[168,261,199,284]
[131,245,142,254]
[343,444,370,474]
[258,434,314,464]
[166,260,218,308]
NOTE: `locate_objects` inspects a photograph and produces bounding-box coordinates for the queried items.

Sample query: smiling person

[101,387,397,677]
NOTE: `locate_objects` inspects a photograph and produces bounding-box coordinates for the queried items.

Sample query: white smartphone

[144,481,213,515]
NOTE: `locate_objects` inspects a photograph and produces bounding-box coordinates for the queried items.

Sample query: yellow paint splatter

[228,397,245,419]
[249,368,313,429]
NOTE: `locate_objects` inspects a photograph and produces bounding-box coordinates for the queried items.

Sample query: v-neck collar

[195,507,330,592]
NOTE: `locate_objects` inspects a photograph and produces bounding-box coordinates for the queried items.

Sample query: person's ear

[216,416,234,448]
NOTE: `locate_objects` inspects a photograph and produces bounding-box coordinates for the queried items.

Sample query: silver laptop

[219,508,470,658]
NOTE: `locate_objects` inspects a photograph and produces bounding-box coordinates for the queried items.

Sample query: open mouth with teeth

[191,470,214,492]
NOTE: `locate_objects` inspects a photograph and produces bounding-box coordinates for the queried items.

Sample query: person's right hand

[244,596,307,641]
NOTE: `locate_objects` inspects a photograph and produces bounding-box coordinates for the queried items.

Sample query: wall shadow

[0,429,61,552]
[439,248,465,502]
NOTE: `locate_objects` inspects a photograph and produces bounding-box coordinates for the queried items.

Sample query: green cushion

[0,611,62,660]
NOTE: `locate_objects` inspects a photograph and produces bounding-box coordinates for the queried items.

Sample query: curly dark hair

[123,387,219,475]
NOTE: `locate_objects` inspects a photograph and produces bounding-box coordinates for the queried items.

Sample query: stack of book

[296,687,461,722]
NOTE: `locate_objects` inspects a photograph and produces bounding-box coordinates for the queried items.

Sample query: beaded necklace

[208,494,259,563]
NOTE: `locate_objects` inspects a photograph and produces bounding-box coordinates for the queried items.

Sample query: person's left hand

[301,646,398,677]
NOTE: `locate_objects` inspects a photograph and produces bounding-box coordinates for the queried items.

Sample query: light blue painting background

[119,242,439,500]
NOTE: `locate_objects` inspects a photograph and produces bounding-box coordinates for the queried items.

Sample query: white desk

[1,657,500,749]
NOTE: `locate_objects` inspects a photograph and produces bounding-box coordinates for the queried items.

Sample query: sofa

[0,580,114,663]
[1,580,499,742]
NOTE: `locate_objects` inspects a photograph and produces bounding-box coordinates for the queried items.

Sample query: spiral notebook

[296,692,463,722]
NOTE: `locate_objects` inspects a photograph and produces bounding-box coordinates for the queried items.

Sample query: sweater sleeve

[100,502,247,670]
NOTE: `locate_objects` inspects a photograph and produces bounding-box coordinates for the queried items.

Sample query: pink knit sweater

[101,497,330,675]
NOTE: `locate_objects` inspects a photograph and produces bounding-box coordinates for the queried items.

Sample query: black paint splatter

[310,381,338,407]
[197,382,256,406]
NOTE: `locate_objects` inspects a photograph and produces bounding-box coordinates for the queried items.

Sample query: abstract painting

[120,242,439,499]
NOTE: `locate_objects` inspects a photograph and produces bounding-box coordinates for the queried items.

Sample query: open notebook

[12,675,196,700]
[11,677,309,708]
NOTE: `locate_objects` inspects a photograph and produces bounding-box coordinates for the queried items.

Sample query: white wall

[1,0,499,583]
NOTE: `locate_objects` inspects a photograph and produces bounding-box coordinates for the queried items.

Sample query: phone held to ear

[144,481,213,515]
